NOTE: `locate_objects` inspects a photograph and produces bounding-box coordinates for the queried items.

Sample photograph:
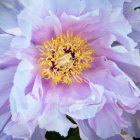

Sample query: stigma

[38,31,94,84]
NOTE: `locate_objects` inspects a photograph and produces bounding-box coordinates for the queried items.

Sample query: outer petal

[4,120,37,140]
[84,56,140,108]
[38,106,76,137]
[0,0,22,31]
[10,59,34,118]
[0,63,18,135]
[84,57,138,96]
[0,128,45,140]
[123,111,140,138]
[32,12,62,45]
[0,34,13,55]
[94,40,140,83]
[38,78,77,137]
[123,0,140,32]
[109,0,131,8]
[5,59,36,139]
[4,74,45,140]
[20,0,85,17]
[88,103,129,139]
[30,127,46,140]
[0,112,11,133]
[0,133,21,140]
[78,120,124,140]
[0,66,17,110]
[129,29,140,44]
[60,83,105,119]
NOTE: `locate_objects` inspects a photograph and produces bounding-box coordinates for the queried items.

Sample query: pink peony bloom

[0,0,140,140]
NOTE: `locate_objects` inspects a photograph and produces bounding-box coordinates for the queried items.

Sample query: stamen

[38,31,94,84]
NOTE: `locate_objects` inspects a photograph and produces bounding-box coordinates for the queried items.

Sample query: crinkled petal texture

[123,0,140,87]
[123,0,140,32]
[0,0,140,140]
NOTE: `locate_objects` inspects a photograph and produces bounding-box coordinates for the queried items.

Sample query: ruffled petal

[84,57,137,95]
[1,127,45,140]
[88,103,129,139]
[129,29,140,43]
[30,127,46,140]
[123,111,140,138]
[38,107,76,137]
[20,0,85,17]
[38,78,77,137]
[0,0,22,31]
[84,56,140,109]
[0,34,13,55]
[123,0,140,32]
[97,47,140,83]
[5,73,44,139]
[60,82,105,119]
[109,0,131,8]
[0,112,11,133]
[78,120,125,140]
[0,65,18,135]
[11,36,31,49]
[0,133,21,140]
[10,59,34,120]
[4,120,37,140]
[0,66,17,108]
[32,12,62,45]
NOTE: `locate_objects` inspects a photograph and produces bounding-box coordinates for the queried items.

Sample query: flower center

[38,31,94,84]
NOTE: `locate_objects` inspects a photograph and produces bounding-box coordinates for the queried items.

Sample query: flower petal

[60,83,105,119]
[0,34,13,55]
[10,59,34,120]
[32,13,62,45]
[38,107,76,137]
[30,127,46,140]
[0,112,11,133]
[4,120,37,140]
[123,111,140,138]
[0,133,21,140]
[123,0,140,32]
[88,103,129,139]
[78,120,125,140]
[0,0,22,31]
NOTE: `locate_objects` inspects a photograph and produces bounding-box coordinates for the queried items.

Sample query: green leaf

[134,7,140,11]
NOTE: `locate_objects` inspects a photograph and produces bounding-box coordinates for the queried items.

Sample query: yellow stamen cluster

[38,31,94,84]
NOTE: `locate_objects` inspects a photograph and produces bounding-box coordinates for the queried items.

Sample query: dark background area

[45,127,140,140]
[134,138,140,140]
[46,128,81,140]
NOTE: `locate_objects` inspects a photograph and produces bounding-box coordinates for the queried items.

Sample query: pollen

[38,31,94,84]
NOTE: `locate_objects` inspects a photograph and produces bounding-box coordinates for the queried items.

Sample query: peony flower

[0,0,140,140]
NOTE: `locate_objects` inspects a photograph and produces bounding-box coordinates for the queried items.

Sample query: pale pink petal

[60,83,105,119]
[4,120,37,140]
[0,0,22,31]
[38,106,76,137]
[123,0,140,32]
[32,13,62,45]
[0,112,11,133]
[0,34,13,55]
[123,111,140,138]
[30,127,46,140]
[88,103,129,139]
[0,133,21,140]
[10,59,34,120]
[78,120,125,140]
